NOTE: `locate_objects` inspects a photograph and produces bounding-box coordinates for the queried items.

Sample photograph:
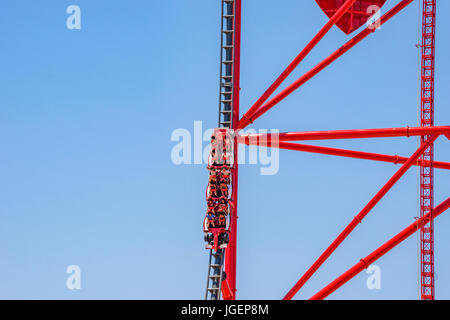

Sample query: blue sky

[0,0,449,299]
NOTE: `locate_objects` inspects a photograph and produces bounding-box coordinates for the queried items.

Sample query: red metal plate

[315,0,387,34]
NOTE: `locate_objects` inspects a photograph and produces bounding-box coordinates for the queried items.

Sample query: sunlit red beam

[224,0,242,301]
[238,126,450,143]
[310,197,450,300]
[221,279,233,301]
[238,0,415,129]
[239,0,357,127]
[283,134,439,300]
[240,140,450,170]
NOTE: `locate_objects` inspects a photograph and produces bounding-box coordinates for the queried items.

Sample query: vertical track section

[226,0,241,300]
[205,249,225,300]
[205,0,239,300]
[219,0,236,128]
[419,0,436,301]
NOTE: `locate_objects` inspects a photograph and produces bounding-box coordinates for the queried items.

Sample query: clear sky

[0,0,449,299]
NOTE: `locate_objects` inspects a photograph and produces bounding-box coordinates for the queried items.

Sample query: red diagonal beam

[238,0,415,130]
[239,0,357,127]
[238,126,450,143]
[240,140,450,170]
[283,134,439,300]
[310,197,450,300]
[221,279,233,301]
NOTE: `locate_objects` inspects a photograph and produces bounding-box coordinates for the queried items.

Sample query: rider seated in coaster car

[207,198,216,209]
[209,149,221,166]
[207,165,220,176]
[206,208,216,228]
[209,184,219,198]
[210,134,217,147]
[218,213,226,228]
[220,176,230,185]
[219,204,229,216]
[219,183,229,197]
[223,153,231,166]
[221,167,231,175]
[218,198,229,214]
[209,174,218,185]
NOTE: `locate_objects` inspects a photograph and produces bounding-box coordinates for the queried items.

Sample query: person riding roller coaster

[209,148,220,166]
[219,196,227,205]
[209,183,219,198]
[220,176,230,185]
[206,208,216,228]
[208,174,218,185]
[204,129,233,249]
[220,183,229,198]
[219,204,229,216]
[221,167,231,178]
[207,198,216,208]
[218,213,226,228]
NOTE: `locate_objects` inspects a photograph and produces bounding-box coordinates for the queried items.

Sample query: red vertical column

[419,0,436,301]
[225,0,241,300]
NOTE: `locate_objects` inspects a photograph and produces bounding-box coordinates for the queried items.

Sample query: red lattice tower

[419,0,436,301]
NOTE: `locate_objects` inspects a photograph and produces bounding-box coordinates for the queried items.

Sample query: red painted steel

[240,139,450,170]
[238,126,450,143]
[238,0,414,130]
[419,0,437,300]
[221,278,233,300]
[206,0,447,299]
[283,135,439,300]
[315,0,387,34]
[239,0,357,129]
[310,197,450,300]
[224,0,242,301]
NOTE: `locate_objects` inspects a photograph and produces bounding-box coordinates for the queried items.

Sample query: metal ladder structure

[205,249,225,300]
[218,0,236,129]
[419,0,436,301]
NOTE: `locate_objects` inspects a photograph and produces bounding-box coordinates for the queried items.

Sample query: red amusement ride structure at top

[203,0,450,300]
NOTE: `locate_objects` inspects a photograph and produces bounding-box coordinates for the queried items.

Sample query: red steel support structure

[206,0,241,301]
[238,0,415,130]
[224,0,241,300]
[283,134,440,300]
[206,0,449,300]
[419,0,436,300]
[226,0,241,300]
[311,197,450,300]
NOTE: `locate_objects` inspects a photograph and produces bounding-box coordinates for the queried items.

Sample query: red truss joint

[315,0,387,35]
